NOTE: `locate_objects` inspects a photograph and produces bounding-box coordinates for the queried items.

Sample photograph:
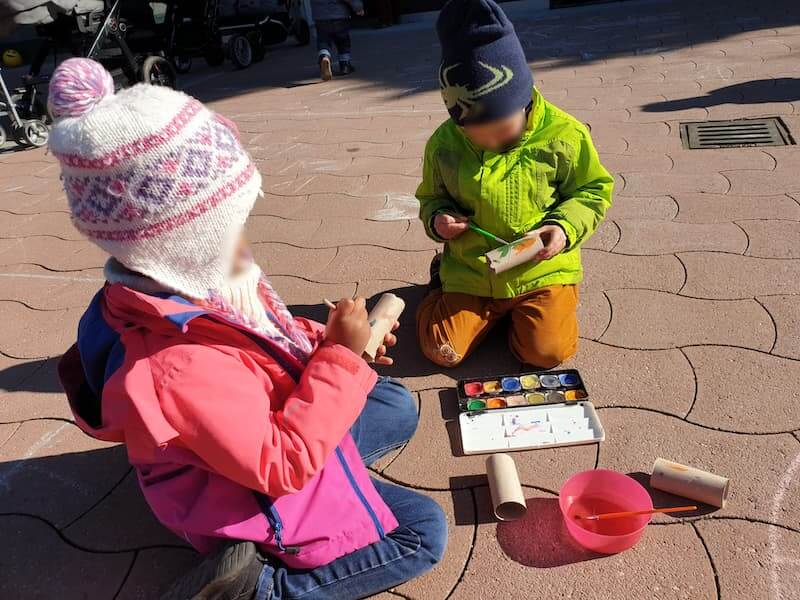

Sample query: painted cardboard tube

[363,293,406,362]
[650,458,730,508]
[485,234,544,274]
[486,453,527,521]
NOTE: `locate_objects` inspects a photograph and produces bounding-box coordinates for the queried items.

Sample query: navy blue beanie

[436,0,533,125]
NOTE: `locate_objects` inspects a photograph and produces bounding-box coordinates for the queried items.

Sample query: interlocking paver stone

[684,345,800,433]
[571,340,694,416]
[607,195,678,221]
[672,193,800,223]
[614,220,748,255]
[116,548,199,600]
[758,294,800,359]
[738,219,800,259]
[680,252,800,299]
[695,520,800,600]
[577,291,612,340]
[582,250,684,292]
[0,515,132,599]
[601,289,773,350]
[0,420,128,527]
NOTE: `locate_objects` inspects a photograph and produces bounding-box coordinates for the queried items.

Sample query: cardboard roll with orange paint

[485,234,544,274]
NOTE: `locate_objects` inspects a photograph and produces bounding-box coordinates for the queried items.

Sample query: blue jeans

[254,378,448,600]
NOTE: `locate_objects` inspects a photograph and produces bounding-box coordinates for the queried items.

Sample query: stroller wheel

[17,120,49,148]
[0,124,6,147]
[229,34,253,70]
[142,56,178,89]
[174,55,193,74]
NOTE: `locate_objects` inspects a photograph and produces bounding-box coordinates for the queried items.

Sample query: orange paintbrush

[576,505,698,521]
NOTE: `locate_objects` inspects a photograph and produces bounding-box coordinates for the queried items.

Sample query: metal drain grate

[680,117,794,149]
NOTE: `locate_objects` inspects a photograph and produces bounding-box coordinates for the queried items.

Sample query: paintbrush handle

[583,505,698,521]
[468,222,508,246]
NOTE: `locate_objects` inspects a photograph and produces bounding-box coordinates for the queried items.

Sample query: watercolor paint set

[456,369,605,454]
[456,369,588,411]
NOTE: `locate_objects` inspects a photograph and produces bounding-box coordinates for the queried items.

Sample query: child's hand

[325,298,371,357]
[373,321,400,365]
[528,224,567,260]
[434,213,469,240]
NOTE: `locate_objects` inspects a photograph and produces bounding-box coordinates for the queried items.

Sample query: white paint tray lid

[458,401,605,455]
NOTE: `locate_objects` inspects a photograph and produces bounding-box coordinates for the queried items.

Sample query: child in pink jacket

[49,58,446,600]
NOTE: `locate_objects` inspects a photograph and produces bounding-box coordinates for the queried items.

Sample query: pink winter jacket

[60,283,398,568]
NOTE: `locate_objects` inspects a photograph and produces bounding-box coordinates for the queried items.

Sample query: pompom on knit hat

[47,58,262,299]
[436,0,533,125]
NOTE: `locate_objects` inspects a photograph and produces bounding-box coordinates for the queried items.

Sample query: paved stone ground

[2,0,800,598]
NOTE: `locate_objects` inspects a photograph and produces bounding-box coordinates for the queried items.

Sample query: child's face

[231,236,253,275]
[462,109,527,152]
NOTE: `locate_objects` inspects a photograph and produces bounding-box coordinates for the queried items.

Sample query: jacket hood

[61,284,210,445]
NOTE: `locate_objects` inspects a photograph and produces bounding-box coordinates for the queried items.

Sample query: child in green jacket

[416,0,613,368]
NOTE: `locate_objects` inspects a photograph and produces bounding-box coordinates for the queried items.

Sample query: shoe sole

[160,542,259,600]
[320,57,332,81]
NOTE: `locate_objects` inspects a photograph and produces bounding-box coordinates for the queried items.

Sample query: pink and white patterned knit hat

[48,58,262,299]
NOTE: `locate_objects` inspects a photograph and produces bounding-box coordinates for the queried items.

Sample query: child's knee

[414,495,448,564]
[420,341,465,368]
[511,334,576,368]
[373,378,419,440]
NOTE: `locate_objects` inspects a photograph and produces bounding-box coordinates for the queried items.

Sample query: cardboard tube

[486,453,527,521]
[363,293,406,362]
[650,458,730,508]
[485,235,544,274]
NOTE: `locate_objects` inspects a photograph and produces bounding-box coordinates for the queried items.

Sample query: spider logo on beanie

[439,61,514,122]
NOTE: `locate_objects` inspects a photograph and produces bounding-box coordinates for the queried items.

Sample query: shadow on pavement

[0,356,63,394]
[642,77,800,112]
[496,497,606,567]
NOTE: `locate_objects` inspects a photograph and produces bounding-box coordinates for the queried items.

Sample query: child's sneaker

[340,61,355,76]
[320,56,333,81]
[159,541,263,600]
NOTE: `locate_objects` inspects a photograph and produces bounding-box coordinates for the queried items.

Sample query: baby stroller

[0,68,49,147]
[168,0,310,72]
[82,0,177,88]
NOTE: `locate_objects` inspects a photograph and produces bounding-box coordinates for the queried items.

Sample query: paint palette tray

[456,369,604,454]
[458,401,605,454]
[457,369,588,411]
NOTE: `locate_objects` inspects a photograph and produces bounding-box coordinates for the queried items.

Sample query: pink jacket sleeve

[156,342,377,496]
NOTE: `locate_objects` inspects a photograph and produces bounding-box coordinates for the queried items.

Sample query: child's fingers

[336,297,355,315]
[383,332,397,347]
[374,354,394,365]
[391,320,400,331]
[352,297,367,317]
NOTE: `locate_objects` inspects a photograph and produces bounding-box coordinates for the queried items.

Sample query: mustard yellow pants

[416,285,579,368]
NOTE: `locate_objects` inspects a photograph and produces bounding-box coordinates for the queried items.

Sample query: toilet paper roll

[363,293,406,362]
[486,453,527,521]
[485,235,544,274]
[650,458,730,508]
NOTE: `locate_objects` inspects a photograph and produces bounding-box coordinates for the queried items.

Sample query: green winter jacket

[417,88,614,299]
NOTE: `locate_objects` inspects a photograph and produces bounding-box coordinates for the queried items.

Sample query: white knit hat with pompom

[48,58,262,299]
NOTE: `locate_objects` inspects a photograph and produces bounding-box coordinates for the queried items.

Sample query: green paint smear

[467,400,487,411]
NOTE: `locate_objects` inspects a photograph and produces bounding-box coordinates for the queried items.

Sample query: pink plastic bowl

[559,469,653,554]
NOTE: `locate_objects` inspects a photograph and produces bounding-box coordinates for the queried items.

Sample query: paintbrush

[575,505,698,521]
[468,222,509,246]
[323,298,337,310]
